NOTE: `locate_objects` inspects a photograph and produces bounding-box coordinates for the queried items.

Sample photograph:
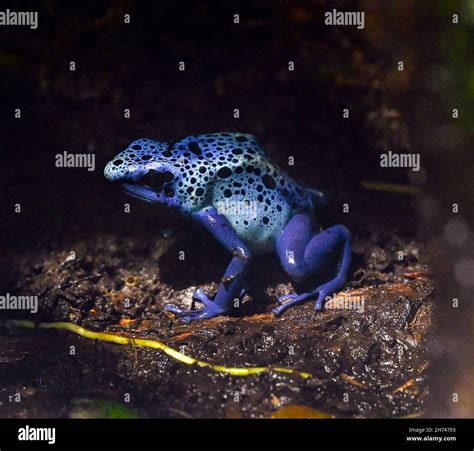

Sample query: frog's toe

[164,304,193,316]
[273,292,312,315]
[165,301,226,323]
[314,283,333,311]
[192,287,212,306]
[276,293,297,304]
[179,309,208,323]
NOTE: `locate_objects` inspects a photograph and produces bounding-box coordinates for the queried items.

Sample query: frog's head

[104,138,182,208]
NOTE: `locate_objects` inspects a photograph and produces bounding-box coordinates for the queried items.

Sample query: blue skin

[104,133,351,322]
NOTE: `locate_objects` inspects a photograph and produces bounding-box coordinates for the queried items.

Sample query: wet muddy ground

[0,191,434,418]
[0,1,445,418]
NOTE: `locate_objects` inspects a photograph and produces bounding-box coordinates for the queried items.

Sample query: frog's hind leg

[273,213,351,315]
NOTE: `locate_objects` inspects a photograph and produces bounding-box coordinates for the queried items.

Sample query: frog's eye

[141,170,174,192]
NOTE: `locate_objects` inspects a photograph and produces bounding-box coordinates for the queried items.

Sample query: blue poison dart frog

[104,133,351,322]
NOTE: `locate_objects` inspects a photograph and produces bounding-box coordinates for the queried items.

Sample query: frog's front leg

[273,214,351,315]
[165,206,252,322]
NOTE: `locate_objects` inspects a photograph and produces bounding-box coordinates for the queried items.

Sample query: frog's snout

[103,158,144,183]
[104,158,126,182]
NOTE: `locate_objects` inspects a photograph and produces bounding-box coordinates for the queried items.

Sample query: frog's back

[169,133,321,254]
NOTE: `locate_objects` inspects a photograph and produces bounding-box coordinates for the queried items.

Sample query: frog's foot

[165,288,228,323]
[275,217,352,317]
[192,287,212,305]
[273,282,333,316]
